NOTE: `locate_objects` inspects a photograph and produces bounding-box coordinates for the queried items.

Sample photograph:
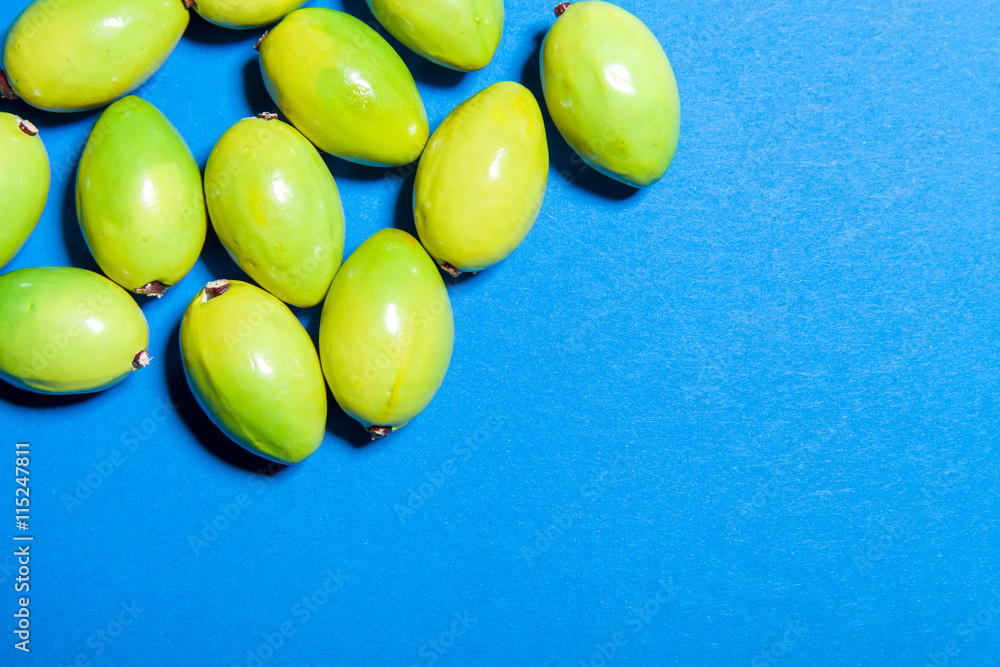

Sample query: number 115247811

[15,443,29,532]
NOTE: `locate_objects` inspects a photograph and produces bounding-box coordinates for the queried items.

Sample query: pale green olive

[0,267,149,394]
[76,96,206,296]
[0,113,48,269]
[204,115,345,308]
[318,229,453,439]
[415,81,548,275]
[258,8,429,167]
[1,0,189,112]
[180,279,327,464]
[540,0,680,187]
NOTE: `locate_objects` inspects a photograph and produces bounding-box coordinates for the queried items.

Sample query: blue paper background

[1,0,999,665]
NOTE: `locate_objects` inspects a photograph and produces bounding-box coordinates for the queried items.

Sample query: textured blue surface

[1,0,999,665]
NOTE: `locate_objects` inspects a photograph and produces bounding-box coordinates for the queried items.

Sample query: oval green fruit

[192,0,303,29]
[0,114,49,269]
[0,266,149,394]
[1,0,189,112]
[365,0,504,72]
[540,0,680,187]
[76,96,206,296]
[258,8,429,167]
[180,279,327,464]
[415,81,547,275]
[204,114,345,308]
[318,229,453,438]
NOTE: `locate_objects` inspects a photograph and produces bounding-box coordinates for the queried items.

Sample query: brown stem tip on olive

[554,2,571,17]
[0,71,17,100]
[254,31,269,52]
[368,426,392,441]
[257,112,278,120]
[183,0,197,9]
[132,350,151,370]
[136,281,169,297]
[203,279,230,301]
[439,261,462,278]
[17,119,38,137]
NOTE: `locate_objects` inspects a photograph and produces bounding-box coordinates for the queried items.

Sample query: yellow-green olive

[365,0,504,71]
[192,0,303,29]
[1,0,189,112]
[180,279,327,464]
[204,114,345,308]
[0,267,149,394]
[258,8,429,167]
[76,96,206,296]
[0,113,48,269]
[540,1,680,187]
[415,81,548,275]
[318,229,453,439]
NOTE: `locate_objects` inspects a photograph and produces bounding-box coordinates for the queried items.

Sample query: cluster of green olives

[0,0,680,463]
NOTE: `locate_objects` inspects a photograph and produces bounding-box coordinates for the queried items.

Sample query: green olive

[76,96,206,297]
[204,114,345,308]
[415,81,547,275]
[180,279,327,464]
[0,267,149,394]
[318,229,453,439]
[540,0,680,187]
[192,0,303,29]
[365,0,504,72]
[1,0,189,112]
[258,8,429,167]
[0,113,48,269]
